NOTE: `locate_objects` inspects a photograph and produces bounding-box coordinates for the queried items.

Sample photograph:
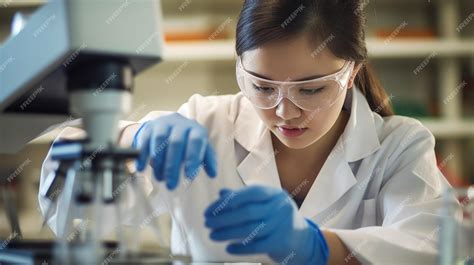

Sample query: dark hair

[236,0,394,116]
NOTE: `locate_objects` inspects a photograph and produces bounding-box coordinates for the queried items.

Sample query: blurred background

[0,0,473,246]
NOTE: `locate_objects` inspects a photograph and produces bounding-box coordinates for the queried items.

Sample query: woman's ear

[347,63,363,89]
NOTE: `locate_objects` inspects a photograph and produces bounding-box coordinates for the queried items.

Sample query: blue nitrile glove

[133,112,218,190]
[204,186,329,265]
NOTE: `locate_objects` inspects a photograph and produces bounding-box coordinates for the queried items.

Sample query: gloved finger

[150,123,172,181]
[204,190,236,218]
[210,219,273,242]
[163,126,191,190]
[203,144,217,178]
[136,123,153,171]
[204,190,237,217]
[183,126,208,179]
[205,195,281,230]
[204,186,281,216]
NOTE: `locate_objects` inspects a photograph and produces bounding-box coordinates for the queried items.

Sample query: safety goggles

[236,57,355,112]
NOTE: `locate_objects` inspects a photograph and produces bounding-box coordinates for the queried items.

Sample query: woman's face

[241,34,359,150]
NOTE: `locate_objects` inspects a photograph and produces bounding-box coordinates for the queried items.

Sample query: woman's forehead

[241,35,345,82]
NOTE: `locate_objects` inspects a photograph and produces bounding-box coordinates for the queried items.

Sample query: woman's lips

[277,126,308,138]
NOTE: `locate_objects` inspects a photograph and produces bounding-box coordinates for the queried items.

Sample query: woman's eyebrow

[246,69,325,81]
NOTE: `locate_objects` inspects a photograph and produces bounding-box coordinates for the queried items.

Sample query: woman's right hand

[133,113,217,190]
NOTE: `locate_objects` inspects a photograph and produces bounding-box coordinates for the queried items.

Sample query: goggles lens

[236,59,355,112]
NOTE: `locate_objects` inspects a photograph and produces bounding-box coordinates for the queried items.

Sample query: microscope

[0,0,183,264]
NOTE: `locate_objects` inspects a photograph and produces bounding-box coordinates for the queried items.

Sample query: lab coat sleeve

[38,101,191,237]
[328,122,451,264]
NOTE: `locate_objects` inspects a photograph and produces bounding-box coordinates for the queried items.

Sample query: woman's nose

[275,98,302,120]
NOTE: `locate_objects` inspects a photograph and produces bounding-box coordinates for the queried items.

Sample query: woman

[39,0,450,264]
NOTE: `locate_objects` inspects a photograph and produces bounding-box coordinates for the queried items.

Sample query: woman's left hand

[204,185,329,265]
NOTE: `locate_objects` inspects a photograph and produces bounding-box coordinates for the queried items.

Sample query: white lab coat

[39,87,451,264]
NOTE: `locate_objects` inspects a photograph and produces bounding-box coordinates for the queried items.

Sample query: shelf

[0,0,45,8]
[163,40,236,62]
[420,119,474,138]
[162,39,474,62]
[367,39,474,58]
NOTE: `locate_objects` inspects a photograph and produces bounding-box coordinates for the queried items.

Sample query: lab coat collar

[341,86,381,162]
[234,87,381,217]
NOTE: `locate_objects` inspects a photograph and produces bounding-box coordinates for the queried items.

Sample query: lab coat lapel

[298,145,357,218]
[233,94,282,188]
[236,129,282,188]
